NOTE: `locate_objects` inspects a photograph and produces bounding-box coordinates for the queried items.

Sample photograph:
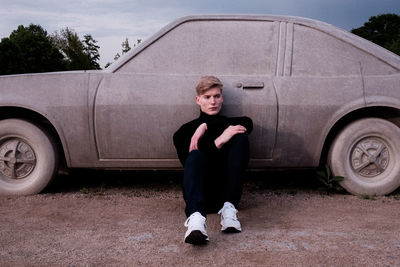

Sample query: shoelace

[218,203,238,221]
[184,212,206,228]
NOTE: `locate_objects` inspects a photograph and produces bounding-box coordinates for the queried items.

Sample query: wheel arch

[319,106,400,166]
[0,106,70,168]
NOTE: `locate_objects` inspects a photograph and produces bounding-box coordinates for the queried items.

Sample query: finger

[189,141,197,151]
[236,127,247,133]
[235,125,247,130]
[233,128,246,133]
[230,125,246,132]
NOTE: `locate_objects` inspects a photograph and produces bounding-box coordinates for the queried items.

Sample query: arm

[173,123,196,165]
[189,123,207,152]
[228,116,253,134]
[173,129,189,165]
[173,120,206,165]
[214,116,253,149]
[214,125,247,149]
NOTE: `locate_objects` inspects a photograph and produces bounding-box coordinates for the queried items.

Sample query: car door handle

[236,81,264,89]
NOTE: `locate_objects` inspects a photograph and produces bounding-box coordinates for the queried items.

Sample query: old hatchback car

[1,15,400,196]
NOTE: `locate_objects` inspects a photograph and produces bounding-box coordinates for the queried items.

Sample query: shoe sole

[222,227,241,233]
[184,230,208,245]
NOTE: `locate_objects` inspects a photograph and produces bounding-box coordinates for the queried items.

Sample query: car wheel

[0,119,58,195]
[328,118,400,196]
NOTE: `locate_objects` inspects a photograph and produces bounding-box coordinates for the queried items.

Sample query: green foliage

[83,34,101,70]
[0,24,66,75]
[351,13,400,56]
[0,38,25,75]
[388,38,400,55]
[113,52,121,61]
[121,38,131,54]
[0,24,101,75]
[315,164,344,193]
[51,28,101,70]
[105,38,142,68]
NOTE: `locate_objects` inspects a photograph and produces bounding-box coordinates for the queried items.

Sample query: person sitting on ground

[173,75,253,245]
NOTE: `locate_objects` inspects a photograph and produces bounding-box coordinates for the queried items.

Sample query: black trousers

[183,134,250,217]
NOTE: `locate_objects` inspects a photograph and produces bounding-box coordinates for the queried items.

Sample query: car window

[117,20,276,75]
[292,25,398,76]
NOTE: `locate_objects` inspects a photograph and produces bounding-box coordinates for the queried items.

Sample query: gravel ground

[1,170,400,266]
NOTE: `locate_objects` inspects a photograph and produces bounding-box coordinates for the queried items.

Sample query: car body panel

[364,74,400,107]
[272,76,365,167]
[1,15,400,170]
[0,72,93,166]
[109,15,400,74]
[94,73,277,168]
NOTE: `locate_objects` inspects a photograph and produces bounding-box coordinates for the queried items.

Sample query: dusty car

[1,14,400,196]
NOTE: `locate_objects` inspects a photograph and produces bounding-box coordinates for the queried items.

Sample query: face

[196,86,223,115]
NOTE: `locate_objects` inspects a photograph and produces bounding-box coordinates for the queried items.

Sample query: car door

[272,23,366,167]
[94,18,279,167]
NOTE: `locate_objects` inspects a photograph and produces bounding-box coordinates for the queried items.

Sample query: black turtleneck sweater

[173,111,253,165]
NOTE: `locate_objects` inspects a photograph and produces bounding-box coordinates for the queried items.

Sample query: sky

[1,0,399,68]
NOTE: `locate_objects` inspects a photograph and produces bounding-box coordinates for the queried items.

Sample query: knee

[227,134,249,158]
[231,134,249,147]
[184,150,206,167]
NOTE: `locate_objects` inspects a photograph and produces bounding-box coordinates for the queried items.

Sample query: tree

[0,24,101,75]
[113,53,121,61]
[0,38,26,75]
[121,38,131,54]
[105,38,142,68]
[351,13,400,56]
[51,28,101,70]
[0,24,66,75]
[83,34,101,70]
[388,39,400,55]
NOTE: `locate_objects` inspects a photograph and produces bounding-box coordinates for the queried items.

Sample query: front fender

[0,72,94,167]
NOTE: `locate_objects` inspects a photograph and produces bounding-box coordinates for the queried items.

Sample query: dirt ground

[1,170,400,266]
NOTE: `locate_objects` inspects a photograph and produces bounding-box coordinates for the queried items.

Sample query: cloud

[0,1,185,67]
[1,0,399,68]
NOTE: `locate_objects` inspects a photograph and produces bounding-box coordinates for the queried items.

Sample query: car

[1,14,400,196]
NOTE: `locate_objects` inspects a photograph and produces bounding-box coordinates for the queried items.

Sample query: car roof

[108,14,400,73]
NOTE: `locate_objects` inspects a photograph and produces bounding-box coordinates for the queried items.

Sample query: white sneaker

[184,212,209,244]
[218,202,242,233]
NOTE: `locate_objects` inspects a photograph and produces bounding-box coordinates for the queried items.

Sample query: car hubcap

[0,139,36,179]
[350,137,389,177]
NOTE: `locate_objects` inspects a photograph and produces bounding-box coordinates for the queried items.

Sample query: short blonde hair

[195,76,223,95]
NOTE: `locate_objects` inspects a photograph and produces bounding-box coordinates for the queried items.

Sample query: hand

[189,123,207,152]
[214,125,247,149]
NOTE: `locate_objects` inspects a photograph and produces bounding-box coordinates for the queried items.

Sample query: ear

[195,95,200,106]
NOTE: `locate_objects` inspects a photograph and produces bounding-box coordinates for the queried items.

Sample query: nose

[210,97,216,104]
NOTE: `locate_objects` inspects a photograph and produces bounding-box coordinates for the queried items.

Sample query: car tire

[328,118,400,196]
[0,119,58,195]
